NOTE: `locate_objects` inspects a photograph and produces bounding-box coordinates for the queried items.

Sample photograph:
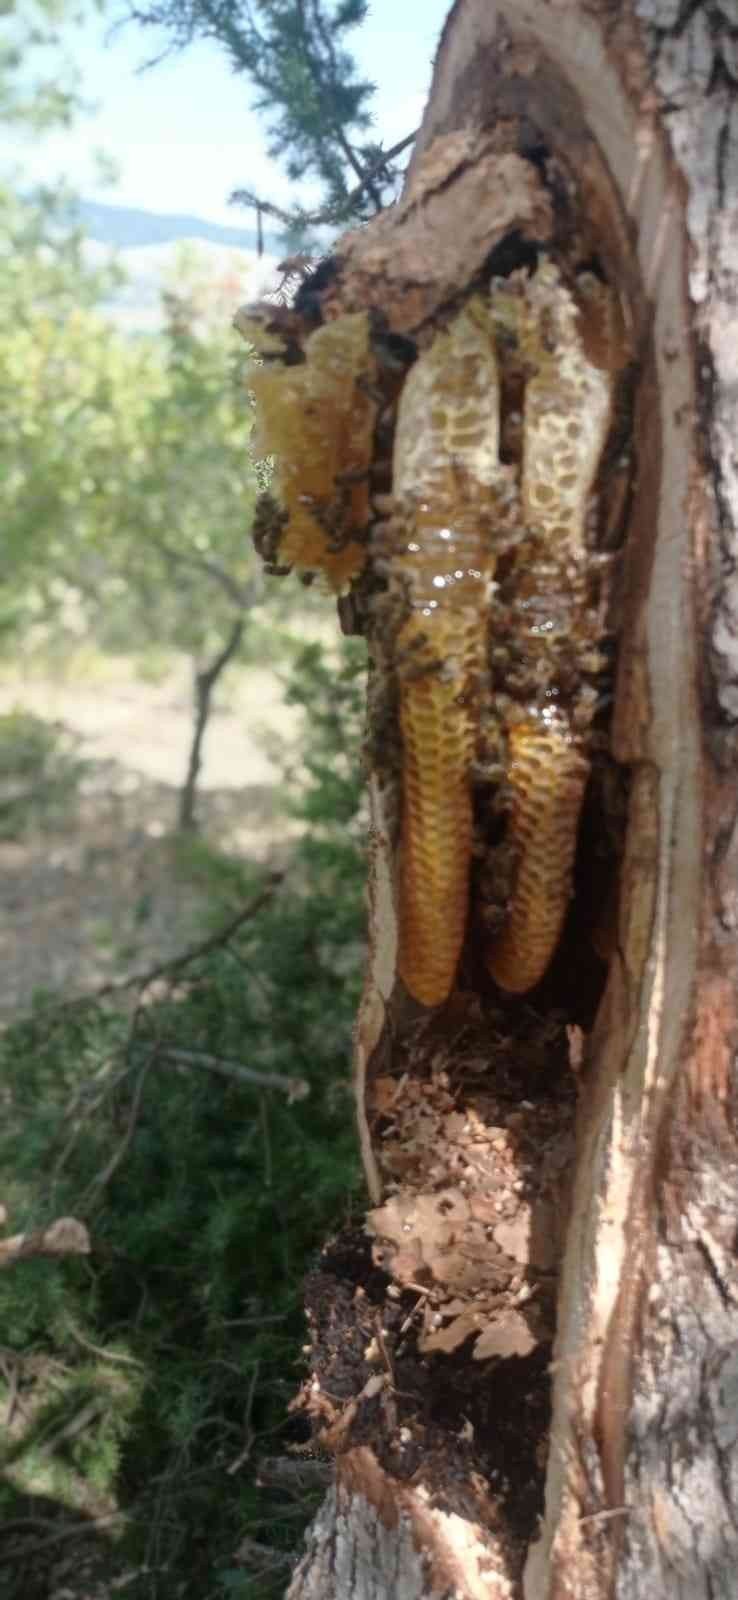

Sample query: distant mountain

[73,199,284,333]
[81,236,281,335]
[76,198,281,256]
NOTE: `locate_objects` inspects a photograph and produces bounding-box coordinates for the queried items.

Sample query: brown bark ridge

[268,2,738,1596]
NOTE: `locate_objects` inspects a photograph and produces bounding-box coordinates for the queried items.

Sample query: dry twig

[0,1217,90,1270]
[161,1048,309,1101]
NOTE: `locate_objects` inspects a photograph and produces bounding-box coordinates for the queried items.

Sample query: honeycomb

[247,311,377,590]
[397,613,480,1006]
[390,300,512,1005]
[486,716,589,993]
[519,264,612,560]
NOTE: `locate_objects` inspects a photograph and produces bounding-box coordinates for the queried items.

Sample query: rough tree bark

[246,2,738,1595]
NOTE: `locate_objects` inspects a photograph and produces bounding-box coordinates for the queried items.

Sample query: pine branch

[121,0,394,226]
[230,128,416,232]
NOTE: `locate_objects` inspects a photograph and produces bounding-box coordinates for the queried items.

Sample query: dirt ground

[0,659,304,1017]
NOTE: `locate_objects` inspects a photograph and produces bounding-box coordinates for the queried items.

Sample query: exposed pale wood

[284,3,738,1596]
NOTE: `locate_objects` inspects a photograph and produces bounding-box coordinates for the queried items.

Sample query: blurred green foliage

[0,233,264,665]
[1,14,298,679]
[1,0,87,132]
[0,708,88,836]
[0,21,341,828]
[0,638,367,1599]
[1,20,370,1595]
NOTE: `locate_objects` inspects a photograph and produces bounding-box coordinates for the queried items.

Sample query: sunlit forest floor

[0,658,303,1016]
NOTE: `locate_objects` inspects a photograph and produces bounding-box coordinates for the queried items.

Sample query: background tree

[0,195,267,826]
[0,0,121,644]
[77,260,265,830]
[2,4,278,828]
[1,0,85,131]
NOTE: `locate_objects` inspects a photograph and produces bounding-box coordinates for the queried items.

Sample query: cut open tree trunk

[243,2,738,1594]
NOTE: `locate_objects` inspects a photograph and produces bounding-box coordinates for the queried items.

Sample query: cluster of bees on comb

[235,258,626,1009]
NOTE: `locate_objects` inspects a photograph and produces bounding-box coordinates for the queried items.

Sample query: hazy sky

[11,0,452,225]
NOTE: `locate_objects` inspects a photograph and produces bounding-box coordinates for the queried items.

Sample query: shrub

[0,708,86,837]
[0,638,367,1598]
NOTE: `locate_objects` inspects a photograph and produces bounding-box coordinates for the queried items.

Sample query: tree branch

[160,1047,310,1101]
[307,0,381,206]
[31,872,285,1016]
[231,129,416,231]
[178,615,245,829]
[82,1055,155,1201]
[148,532,260,611]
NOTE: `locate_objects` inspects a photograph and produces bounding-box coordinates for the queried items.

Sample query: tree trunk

[178,617,244,830]
[262,2,738,1594]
